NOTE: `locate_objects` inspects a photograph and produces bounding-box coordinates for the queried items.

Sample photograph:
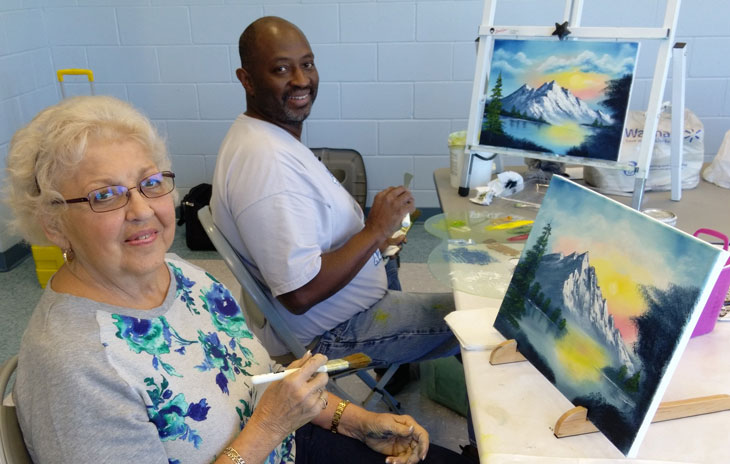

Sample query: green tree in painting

[484,72,504,136]
[601,74,633,122]
[501,222,552,327]
[624,370,640,393]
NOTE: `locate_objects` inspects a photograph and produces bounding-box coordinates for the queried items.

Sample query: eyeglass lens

[88,172,175,212]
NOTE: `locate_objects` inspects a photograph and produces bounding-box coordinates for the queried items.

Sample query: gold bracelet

[330,399,351,433]
[223,446,246,464]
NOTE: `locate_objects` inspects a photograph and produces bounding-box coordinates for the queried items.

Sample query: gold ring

[320,395,328,409]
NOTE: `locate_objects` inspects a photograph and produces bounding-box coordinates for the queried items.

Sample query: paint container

[448,131,467,188]
[641,208,677,227]
[691,228,730,337]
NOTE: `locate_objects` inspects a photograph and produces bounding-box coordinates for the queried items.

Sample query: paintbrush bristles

[340,353,371,369]
[323,353,372,372]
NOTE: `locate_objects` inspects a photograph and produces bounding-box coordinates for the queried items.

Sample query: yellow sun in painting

[591,256,650,318]
[538,69,608,101]
[555,328,610,383]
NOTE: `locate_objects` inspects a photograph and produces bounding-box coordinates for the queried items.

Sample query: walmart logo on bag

[684,128,702,143]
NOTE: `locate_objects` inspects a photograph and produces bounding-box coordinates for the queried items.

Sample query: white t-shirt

[211,115,387,355]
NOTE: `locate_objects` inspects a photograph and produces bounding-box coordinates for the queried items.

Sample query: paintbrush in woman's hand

[251,353,371,386]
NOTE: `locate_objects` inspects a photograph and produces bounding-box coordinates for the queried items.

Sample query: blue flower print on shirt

[195,330,254,394]
[113,315,196,377]
[265,434,296,464]
[200,280,253,341]
[170,262,198,314]
[145,376,209,449]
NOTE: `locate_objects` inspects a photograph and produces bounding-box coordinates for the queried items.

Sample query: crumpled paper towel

[470,170,524,205]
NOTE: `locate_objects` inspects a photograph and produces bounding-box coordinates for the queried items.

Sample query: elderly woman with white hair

[5,96,472,464]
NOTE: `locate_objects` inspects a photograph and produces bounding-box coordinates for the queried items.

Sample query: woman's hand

[355,412,430,464]
[249,352,329,439]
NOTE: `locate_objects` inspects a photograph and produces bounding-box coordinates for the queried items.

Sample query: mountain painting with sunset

[480,39,638,161]
[494,175,729,457]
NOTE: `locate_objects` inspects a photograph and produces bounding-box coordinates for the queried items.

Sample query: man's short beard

[283,106,311,122]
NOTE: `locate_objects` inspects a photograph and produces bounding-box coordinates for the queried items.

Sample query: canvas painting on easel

[493,175,729,456]
[481,39,639,161]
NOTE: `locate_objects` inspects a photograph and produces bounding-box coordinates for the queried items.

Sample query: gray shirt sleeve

[14,292,168,464]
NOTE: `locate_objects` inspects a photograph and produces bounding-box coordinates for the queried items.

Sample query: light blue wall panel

[363,156,413,190]
[413,155,449,189]
[3,9,46,53]
[127,84,199,119]
[117,7,191,45]
[170,153,206,188]
[342,83,413,119]
[197,83,244,120]
[1,0,729,223]
[308,82,340,120]
[494,0,563,25]
[379,120,452,155]
[190,5,261,45]
[0,54,38,100]
[690,38,730,78]
[18,85,58,121]
[378,43,452,81]
[264,4,339,44]
[0,98,22,145]
[306,120,378,155]
[87,47,159,82]
[417,2,482,42]
[453,42,478,81]
[314,44,377,82]
[341,3,416,43]
[158,46,230,83]
[415,82,473,119]
[51,46,88,70]
[45,7,118,45]
[165,120,231,155]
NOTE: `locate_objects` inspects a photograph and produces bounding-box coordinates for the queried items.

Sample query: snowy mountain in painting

[501,80,613,126]
[535,252,637,371]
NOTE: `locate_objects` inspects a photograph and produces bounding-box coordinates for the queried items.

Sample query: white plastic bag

[584,104,704,195]
[702,130,730,189]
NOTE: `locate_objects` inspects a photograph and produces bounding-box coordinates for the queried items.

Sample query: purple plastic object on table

[691,228,730,337]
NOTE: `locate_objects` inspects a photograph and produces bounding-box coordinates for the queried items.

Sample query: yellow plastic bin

[30,245,64,288]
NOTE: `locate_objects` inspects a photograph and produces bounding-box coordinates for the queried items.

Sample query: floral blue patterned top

[13,255,295,464]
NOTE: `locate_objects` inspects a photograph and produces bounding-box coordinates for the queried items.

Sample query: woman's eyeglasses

[57,171,176,213]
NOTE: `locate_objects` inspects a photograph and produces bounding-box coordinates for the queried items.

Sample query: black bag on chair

[177,183,216,251]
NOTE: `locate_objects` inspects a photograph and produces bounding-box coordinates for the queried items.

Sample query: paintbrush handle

[251,359,350,386]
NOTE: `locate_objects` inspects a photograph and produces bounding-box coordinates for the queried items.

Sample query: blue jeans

[385,256,402,291]
[313,290,460,366]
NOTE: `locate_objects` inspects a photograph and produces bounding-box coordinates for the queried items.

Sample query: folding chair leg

[328,365,402,413]
[357,365,402,413]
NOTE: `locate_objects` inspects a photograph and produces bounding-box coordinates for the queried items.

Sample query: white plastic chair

[198,206,402,412]
[0,355,31,464]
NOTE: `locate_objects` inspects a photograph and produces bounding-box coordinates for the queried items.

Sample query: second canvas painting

[493,176,728,457]
[481,39,639,161]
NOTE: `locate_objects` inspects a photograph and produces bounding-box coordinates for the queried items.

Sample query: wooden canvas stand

[461,0,684,210]
[489,339,730,438]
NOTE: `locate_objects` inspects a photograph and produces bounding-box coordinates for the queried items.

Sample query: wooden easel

[489,339,730,438]
[461,0,685,210]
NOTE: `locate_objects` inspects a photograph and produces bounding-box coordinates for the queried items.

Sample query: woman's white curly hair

[5,95,175,245]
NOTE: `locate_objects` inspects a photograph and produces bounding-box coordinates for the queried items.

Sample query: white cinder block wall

[1,0,730,254]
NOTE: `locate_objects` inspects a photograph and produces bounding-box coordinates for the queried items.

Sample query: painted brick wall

[1,0,730,252]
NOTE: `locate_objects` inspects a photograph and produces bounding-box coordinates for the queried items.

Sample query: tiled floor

[0,221,470,453]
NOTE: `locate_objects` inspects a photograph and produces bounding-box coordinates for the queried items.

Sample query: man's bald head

[238,16,308,70]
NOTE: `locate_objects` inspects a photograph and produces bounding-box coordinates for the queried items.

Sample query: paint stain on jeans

[373,309,389,323]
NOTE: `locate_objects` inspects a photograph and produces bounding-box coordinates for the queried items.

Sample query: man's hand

[366,186,415,245]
